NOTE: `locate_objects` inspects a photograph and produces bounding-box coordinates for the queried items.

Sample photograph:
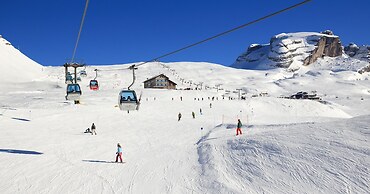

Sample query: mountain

[231,30,359,71]
[344,43,370,62]
[0,35,43,84]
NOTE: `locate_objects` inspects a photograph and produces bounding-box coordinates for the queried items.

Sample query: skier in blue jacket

[115,143,123,163]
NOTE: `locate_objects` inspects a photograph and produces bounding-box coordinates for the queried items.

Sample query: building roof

[143,74,177,85]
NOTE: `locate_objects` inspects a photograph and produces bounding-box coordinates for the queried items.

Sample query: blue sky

[1,0,369,66]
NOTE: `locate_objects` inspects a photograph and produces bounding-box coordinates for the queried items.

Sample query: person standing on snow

[115,143,123,163]
[178,112,182,121]
[192,111,195,119]
[236,119,243,136]
[200,108,202,115]
[91,123,97,135]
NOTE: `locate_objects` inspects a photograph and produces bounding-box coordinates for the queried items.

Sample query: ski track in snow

[0,61,369,193]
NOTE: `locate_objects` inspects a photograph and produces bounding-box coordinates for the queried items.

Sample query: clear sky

[1,0,369,66]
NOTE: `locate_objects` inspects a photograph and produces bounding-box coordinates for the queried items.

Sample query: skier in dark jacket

[192,111,195,119]
[91,123,97,135]
[178,112,182,121]
[236,119,242,136]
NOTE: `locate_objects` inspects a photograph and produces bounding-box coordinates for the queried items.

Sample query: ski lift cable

[94,0,311,70]
[133,0,312,68]
[71,0,90,63]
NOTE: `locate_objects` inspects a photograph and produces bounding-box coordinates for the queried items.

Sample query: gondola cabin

[66,84,82,101]
[89,80,99,90]
[65,74,73,84]
[118,90,140,112]
[80,70,87,77]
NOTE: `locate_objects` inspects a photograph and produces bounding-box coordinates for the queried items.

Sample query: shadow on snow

[11,117,31,122]
[82,160,115,164]
[0,149,43,155]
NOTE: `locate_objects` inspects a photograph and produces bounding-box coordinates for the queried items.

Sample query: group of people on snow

[81,97,244,164]
[84,123,97,135]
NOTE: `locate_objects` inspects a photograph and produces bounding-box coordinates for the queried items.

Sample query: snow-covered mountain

[0,35,43,83]
[231,30,369,71]
[344,43,370,62]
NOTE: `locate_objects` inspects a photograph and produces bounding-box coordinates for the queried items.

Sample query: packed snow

[0,39,370,193]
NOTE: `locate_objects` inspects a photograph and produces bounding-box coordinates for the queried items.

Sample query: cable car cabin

[80,70,87,77]
[65,74,73,84]
[118,90,140,112]
[89,80,99,90]
[66,84,82,101]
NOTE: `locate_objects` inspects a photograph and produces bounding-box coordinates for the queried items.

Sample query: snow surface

[0,36,43,82]
[1,42,370,193]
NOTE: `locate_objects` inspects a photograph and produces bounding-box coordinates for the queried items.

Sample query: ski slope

[0,59,370,193]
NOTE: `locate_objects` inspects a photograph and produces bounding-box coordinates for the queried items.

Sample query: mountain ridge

[232,30,369,71]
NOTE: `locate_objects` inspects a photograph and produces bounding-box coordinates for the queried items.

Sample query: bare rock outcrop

[303,35,343,66]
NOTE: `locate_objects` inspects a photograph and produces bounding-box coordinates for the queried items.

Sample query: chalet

[144,74,177,89]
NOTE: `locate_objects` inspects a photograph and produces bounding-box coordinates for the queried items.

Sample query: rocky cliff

[232,30,343,70]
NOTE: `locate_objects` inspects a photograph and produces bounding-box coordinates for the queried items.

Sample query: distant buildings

[144,74,177,89]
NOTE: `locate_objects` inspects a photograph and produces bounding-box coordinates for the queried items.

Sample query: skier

[192,111,195,119]
[91,123,97,135]
[236,119,243,136]
[178,112,182,121]
[115,143,123,163]
[210,103,212,108]
[200,108,202,115]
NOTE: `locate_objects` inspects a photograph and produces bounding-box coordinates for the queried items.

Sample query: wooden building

[144,74,177,89]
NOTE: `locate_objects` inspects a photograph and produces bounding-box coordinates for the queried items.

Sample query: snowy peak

[0,35,43,84]
[232,30,343,71]
[344,43,370,62]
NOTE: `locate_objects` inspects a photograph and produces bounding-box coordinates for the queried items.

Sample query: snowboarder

[192,111,195,119]
[178,112,182,121]
[84,128,91,133]
[200,108,202,115]
[210,103,212,108]
[236,119,242,136]
[115,143,123,163]
[180,96,183,101]
[91,123,97,135]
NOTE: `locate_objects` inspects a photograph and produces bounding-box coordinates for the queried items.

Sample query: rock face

[303,35,343,66]
[344,43,370,62]
[232,31,343,70]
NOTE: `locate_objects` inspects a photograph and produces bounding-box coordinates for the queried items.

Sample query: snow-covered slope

[0,35,43,84]
[0,59,369,193]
